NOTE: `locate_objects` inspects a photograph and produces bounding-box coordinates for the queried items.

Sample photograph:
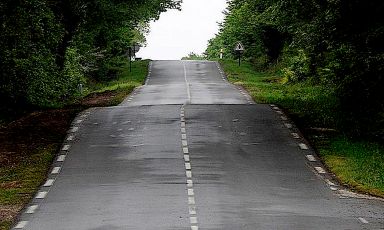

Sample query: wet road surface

[15,61,384,230]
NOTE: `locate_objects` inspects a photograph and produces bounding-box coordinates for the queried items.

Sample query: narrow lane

[14,60,384,230]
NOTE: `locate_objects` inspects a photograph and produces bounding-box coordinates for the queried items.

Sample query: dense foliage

[0,0,181,108]
[207,0,384,138]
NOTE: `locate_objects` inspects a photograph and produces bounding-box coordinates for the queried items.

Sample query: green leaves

[207,0,384,138]
[0,0,181,108]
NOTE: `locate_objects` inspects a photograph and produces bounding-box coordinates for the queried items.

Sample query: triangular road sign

[235,42,244,51]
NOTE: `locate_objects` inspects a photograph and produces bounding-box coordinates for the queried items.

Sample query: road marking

[57,155,66,162]
[66,135,75,141]
[183,147,189,154]
[188,196,195,205]
[358,217,369,224]
[75,119,83,124]
[330,187,338,191]
[62,144,70,151]
[14,221,28,229]
[180,106,199,230]
[190,216,198,224]
[284,123,293,129]
[70,127,79,133]
[26,205,38,214]
[189,206,197,215]
[281,116,288,121]
[306,155,316,162]
[36,191,48,199]
[51,167,61,174]
[188,188,195,196]
[291,133,300,139]
[276,111,284,115]
[299,143,309,150]
[325,179,336,186]
[183,62,192,103]
[315,167,326,174]
[187,180,193,187]
[43,179,55,187]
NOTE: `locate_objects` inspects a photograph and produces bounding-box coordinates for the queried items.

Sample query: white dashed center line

[183,62,191,103]
[180,105,199,230]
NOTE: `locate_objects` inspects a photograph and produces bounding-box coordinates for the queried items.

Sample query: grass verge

[0,60,149,229]
[219,59,384,198]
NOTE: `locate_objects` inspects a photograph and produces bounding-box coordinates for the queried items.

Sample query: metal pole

[238,53,241,66]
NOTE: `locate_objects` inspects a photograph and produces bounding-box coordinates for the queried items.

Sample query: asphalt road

[15,61,383,230]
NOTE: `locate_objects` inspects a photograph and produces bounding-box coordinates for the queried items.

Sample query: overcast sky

[137,0,227,60]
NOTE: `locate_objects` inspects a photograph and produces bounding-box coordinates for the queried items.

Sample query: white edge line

[299,143,309,150]
[306,155,316,162]
[51,167,61,174]
[14,221,28,229]
[36,191,48,199]
[57,155,66,162]
[315,166,326,174]
[358,217,369,224]
[26,205,38,214]
[43,179,55,187]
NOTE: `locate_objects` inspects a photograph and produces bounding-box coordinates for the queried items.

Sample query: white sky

[137,0,227,60]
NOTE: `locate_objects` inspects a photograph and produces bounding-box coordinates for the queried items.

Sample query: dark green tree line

[0,0,181,108]
[207,0,384,138]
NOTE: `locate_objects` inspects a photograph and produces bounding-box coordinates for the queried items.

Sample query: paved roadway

[15,61,383,229]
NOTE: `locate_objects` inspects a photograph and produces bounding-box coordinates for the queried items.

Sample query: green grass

[220,59,338,128]
[0,145,57,228]
[219,59,384,197]
[89,60,150,93]
[0,222,11,230]
[318,138,384,196]
[0,145,56,205]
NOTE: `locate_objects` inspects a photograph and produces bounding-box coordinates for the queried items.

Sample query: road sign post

[234,42,245,66]
[128,44,141,72]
